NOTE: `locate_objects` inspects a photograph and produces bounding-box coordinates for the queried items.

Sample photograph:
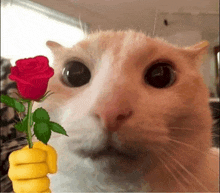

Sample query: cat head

[37,30,213,191]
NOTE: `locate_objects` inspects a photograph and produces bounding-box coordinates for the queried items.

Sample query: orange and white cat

[35,30,219,192]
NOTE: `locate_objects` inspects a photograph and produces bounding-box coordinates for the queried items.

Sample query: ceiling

[31,0,219,32]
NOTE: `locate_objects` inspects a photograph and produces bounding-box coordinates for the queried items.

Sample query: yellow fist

[8,141,57,193]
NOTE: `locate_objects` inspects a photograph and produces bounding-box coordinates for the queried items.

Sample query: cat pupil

[144,63,175,88]
[62,61,91,87]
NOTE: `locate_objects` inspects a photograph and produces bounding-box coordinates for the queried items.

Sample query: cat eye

[61,60,91,87]
[144,62,176,88]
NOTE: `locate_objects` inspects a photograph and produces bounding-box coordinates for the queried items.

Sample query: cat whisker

[167,141,219,175]
[155,147,193,186]
[168,127,193,131]
[153,151,188,191]
[158,147,210,192]
[169,138,219,157]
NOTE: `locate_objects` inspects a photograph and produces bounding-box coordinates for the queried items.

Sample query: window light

[1,0,88,66]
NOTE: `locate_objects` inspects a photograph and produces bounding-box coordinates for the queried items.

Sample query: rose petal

[10,66,19,77]
[12,56,54,100]
[9,74,36,87]
[19,59,31,72]
[36,56,49,66]
[36,56,50,71]
[15,59,24,71]
[16,82,48,100]
[29,68,54,80]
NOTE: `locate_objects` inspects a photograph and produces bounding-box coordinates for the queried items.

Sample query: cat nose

[94,106,133,132]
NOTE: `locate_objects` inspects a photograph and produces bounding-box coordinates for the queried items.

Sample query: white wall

[31,0,219,96]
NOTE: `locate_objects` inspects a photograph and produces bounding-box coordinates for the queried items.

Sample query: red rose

[9,56,54,100]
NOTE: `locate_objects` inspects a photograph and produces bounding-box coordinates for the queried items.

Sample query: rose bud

[9,56,54,101]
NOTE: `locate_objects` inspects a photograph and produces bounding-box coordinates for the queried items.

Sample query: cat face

[36,30,213,191]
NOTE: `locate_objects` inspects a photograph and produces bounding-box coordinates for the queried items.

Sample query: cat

[33,30,219,192]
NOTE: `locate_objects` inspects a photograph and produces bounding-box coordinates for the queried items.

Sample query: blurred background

[0,1,219,192]
[1,0,219,97]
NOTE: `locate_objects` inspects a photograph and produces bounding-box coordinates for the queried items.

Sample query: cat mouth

[77,145,139,160]
[92,146,139,160]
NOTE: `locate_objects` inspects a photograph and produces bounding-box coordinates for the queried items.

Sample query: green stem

[27,100,34,148]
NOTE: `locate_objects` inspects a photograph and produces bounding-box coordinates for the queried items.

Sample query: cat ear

[46,41,63,53]
[188,41,209,54]
[184,41,209,65]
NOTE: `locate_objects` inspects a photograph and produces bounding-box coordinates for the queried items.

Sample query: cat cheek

[116,127,169,152]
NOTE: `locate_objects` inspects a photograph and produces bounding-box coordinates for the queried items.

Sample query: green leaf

[19,98,30,103]
[33,108,50,123]
[0,94,14,106]
[49,121,68,136]
[34,122,51,145]
[14,100,26,112]
[14,122,26,132]
[0,94,25,112]
[14,113,33,133]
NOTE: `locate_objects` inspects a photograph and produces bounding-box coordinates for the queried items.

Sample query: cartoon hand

[8,141,57,193]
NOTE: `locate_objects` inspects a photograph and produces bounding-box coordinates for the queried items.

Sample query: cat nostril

[95,114,101,120]
[116,111,133,121]
[94,109,133,131]
[117,114,126,121]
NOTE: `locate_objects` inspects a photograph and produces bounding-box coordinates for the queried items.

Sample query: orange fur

[34,30,219,192]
